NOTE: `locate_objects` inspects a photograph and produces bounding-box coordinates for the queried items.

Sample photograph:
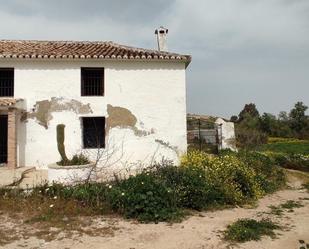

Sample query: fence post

[198,118,202,151]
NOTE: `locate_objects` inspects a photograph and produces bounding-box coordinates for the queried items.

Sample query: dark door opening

[0,115,8,164]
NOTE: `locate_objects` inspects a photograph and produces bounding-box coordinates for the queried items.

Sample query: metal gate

[187,128,220,153]
[0,115,8,164]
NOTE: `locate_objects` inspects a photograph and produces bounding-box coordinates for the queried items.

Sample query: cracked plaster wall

[2,60,187,168]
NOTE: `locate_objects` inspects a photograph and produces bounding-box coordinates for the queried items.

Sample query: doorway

[0,115,8,165]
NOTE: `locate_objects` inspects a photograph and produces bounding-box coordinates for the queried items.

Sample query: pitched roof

[0,40,191,66]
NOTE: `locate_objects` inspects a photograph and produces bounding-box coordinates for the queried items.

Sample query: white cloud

[0,0,308,117]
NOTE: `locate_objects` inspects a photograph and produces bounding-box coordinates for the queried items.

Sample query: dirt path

[1,176,309,249]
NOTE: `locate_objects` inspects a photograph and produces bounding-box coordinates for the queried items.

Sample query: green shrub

[289,153,309,170]
[0,149,287,224]
[69,154,91,165]
[106,173,181,222]
[205,154,264,204]
[272,153,309,172]
[57,154,91,166]
[237,151,286,193]
[181,151,264,204]
[32,183,109,211]
[156,166,216,210]
[181,150,286,204]
[235,128,268,149]
[224,219,280,242]
[180,149,212,168]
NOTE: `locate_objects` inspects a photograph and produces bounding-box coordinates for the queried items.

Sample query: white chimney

[155,26,168,52]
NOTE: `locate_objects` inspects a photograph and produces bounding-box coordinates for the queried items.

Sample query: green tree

[276,111,293,138]
[235,103,267,148]
[238,103,260,123]
[260,113,277,135]
[289,102,308,136]
[230,115,238,123]
[278,111,289,122]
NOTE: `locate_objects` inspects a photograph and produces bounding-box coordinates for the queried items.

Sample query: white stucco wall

[0,59,187,170]
[215,118,237,151]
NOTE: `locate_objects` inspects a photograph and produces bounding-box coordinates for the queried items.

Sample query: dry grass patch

[0,213,118,246]
[0,192,118,246]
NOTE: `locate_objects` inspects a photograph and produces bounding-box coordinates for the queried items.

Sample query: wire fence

[187,117,222,153]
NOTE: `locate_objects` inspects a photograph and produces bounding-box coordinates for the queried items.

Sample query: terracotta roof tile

[0,40,191,66]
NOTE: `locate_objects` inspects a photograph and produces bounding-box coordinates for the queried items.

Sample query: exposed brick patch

[7,108,17,169]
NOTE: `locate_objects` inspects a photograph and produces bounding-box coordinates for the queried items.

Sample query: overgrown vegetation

[0,150,286,223]
[235,150,286,193]
[257,138,309,172]
[106,172,183,222]
[232,102,309,149]
[259,138,309,154]
[224,218,280,242]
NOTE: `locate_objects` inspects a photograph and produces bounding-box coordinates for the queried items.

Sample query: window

[82,117,105,148]
[81,68,104,96]
[0,68,14,97]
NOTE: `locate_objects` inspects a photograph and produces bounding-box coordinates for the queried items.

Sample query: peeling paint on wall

[106,104,153,136]
[155,139,179,155]
[21,97,92,129]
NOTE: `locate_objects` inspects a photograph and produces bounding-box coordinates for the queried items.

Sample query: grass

[258,138,309,155]
[257,138,309,172]
[0,190,113,228]
[268,200,304,216]
[224,218,280,243]
[0,194,102,217]
[268,205,284,216]
[280,200,304,210]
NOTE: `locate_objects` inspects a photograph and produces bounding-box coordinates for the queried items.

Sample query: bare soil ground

[1,170,309,249]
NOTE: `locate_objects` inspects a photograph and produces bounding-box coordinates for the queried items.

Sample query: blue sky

[1,0,308,118]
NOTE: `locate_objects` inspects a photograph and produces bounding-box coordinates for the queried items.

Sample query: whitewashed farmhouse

[0,28,191,171]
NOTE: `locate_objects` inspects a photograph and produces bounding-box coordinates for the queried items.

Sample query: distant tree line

[231,102,309,148]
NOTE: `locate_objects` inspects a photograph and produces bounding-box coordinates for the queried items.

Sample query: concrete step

[0,167,48,189]
[0,167,35,187]
[18,169,48,189]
